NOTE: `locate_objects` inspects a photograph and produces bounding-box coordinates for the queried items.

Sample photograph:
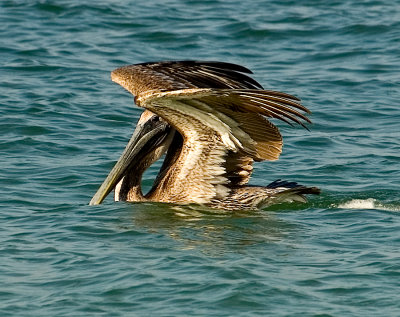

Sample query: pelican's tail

[263,179,320,205]
[209,179,320,210]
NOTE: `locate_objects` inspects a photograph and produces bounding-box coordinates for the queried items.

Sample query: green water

[1,0,400,316]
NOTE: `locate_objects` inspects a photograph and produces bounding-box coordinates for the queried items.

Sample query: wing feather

[136,89,311,155]
[110,60,263,97]
[228,112,283,161]
[135,88,311,192]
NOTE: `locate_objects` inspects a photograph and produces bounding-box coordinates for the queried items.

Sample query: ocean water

[1,0,400,315]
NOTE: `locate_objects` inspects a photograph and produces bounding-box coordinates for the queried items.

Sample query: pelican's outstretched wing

[128,88,311,203]
[110,61,263,98]
[135,88,310,156]
[111,61,265,186]
[111,62,310,194]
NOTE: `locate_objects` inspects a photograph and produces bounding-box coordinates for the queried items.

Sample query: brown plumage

[90,61,320,210]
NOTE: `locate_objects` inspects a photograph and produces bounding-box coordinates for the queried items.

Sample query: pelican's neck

[115,128,177,202]
[147,132,183,198]
[114,162,147,202]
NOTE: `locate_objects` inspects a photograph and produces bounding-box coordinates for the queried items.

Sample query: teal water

[1,0,400,316]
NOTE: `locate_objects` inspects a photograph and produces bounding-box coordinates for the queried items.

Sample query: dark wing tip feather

[203,66,263,89]
[230,90,312,130]
[137,60,255,74]
[267,179,321,195]
[194,61,255,74]
[116,60,264,94]
[163,61,263,89]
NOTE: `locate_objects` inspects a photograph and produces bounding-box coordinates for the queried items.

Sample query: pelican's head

[89,110,174,205]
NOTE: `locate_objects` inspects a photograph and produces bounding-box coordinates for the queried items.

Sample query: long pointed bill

[89,120,169,205]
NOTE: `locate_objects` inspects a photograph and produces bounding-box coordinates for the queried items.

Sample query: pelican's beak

[90,112,170,205]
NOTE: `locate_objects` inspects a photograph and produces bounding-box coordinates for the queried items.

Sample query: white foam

[338,198,400,212]
[338,198,376,209]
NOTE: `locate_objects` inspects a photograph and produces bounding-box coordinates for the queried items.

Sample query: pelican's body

[90,61,319,210]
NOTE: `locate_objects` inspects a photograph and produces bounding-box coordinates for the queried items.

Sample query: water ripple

[1,0,400,315]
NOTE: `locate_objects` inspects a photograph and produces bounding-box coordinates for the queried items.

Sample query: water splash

[337,198,400,212]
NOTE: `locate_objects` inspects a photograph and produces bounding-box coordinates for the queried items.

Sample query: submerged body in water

[90,61,320,210]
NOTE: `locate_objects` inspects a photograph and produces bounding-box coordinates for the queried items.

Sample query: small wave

[337,198,400,212]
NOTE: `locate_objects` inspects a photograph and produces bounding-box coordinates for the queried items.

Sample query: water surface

[1,0,400,316]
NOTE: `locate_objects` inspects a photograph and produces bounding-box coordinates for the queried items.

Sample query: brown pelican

[90,61,320,210]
